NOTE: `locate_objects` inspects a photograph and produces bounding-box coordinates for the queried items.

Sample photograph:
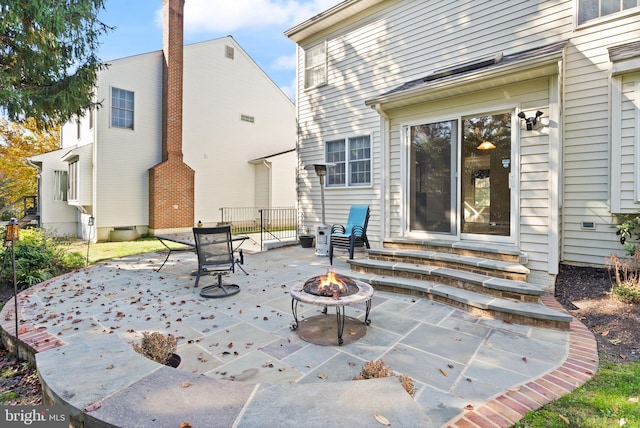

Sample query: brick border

[445,296,598,427]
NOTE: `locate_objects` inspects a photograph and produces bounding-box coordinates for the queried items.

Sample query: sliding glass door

[409,120,457,234]
[408,112,513,239]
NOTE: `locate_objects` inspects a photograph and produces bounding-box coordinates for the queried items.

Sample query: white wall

[182,37,296,224]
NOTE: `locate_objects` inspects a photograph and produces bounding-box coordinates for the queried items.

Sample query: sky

[97,0,341,101]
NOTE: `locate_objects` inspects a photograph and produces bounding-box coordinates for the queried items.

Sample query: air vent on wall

[225,45,234,60]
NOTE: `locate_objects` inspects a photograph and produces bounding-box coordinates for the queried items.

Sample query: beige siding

[563,15,640,265]
[295,0,572,251]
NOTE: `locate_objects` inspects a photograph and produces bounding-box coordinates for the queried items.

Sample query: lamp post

[86,215,94,266]
[3,218,19,358]
[305,163,334,256]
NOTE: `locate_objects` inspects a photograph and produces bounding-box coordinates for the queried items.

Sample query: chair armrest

[351,225,366,237]
[330,224,345,234]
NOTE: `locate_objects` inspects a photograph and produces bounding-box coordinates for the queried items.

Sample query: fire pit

[290,272,373,345]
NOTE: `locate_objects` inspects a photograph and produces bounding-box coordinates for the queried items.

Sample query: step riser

[368,253,527,282]
[383,242,520,263]
[369,282,568,330]
[350,265,540,303]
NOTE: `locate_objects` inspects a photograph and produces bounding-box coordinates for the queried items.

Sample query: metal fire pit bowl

[290,274,373,345]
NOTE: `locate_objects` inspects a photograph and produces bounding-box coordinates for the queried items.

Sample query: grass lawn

[62,237,188,265]
[513,362,640,427]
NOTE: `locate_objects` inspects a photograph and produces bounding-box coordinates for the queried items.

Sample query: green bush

[615,214,640,255]
[0,227,84,290]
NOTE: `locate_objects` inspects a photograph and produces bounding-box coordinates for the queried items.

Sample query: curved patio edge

[0,271,599,427]
[33,334,428,427]
[444,296,599,427]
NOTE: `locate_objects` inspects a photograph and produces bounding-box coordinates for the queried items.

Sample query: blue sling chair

[329,205,371,265]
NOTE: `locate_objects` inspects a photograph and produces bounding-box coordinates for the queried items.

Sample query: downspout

[374,103,390,242]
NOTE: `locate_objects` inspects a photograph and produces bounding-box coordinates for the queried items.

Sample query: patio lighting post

[4,218,19,358]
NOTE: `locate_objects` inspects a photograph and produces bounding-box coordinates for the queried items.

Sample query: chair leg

[329,243,334,265]
[349,236,355,259]
[194,270,201,288]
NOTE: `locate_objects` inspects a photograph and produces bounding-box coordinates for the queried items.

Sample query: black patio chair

[329,205,371,265]
[193,225,242,298]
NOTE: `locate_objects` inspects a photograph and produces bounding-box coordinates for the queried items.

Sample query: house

[31,0,296,242]
[286,0,640,289]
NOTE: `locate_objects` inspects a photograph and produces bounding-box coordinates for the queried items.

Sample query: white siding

[182,38,295,224]
[94,51,162,239]
[30,150,78,236]
[294,0,571,267]
[563,14,640,266]
[292,0,640,273]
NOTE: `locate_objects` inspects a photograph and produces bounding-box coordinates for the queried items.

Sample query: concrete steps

[336,238,571,330]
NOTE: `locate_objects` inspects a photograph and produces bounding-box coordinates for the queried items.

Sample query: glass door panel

[409,120,457,234]
[461,113,511,236]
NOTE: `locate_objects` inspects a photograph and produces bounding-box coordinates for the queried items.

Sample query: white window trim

[110,86,135,130]
[325,133,372,188]
[304,41,327,90]
[575,0,640,28]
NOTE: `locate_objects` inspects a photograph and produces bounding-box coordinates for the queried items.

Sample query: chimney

[148,0,195,232]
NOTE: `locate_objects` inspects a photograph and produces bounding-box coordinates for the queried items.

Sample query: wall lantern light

[518,111,543,131]
[3,218,19,245]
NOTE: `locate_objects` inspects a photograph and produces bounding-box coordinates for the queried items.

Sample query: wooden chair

[193,225,241,298]
[329,205,371,265]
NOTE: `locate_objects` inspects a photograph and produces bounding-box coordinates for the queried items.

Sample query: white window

[304,42,326,89]
[68,160,78,201]
[578,0,640,24]
[326,135,371,187]
[111,87,134,129]
[53,170,67,202]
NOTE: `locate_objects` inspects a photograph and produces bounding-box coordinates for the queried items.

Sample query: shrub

[353,360,416,396]
[132,331,178,365]
[606,252,640,304]
[615,214,640,256]
[0,227,84,290]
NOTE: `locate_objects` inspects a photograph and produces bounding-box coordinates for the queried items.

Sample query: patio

[0,244,597,427]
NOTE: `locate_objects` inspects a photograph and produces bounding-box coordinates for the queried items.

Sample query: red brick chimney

[149,0,195,232]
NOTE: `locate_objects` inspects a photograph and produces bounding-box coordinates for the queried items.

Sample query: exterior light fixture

[476,141,496,150]
[3,218,19,245]
[518,111,543,131]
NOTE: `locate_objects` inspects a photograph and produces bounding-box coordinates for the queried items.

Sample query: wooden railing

[0,196,38,221]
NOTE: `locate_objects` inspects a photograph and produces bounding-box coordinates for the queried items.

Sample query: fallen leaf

[439,368,448,377]
[180,423,192,428]
[106,364,114,370]
[182,381,190,388]
[447,364,454,369]
[558,414,569,424]
[627,397,639,403]
[601,329,610,337]
[487,343,493,349]
[522,357,527,363]
[374,413,391,426]
[84,402,102,412]
[464,404,473,411]
[318,373,327,379]
[620,418,627,426]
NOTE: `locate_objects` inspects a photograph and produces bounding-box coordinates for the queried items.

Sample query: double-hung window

[111,87,134,129]
[53,170,68,202]
[304,42,327,89]
[326,135,371,187]
[578,0,640,24]
[68,161,78,201]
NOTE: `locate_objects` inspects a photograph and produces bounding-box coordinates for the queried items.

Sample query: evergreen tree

[0,1,111,127]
